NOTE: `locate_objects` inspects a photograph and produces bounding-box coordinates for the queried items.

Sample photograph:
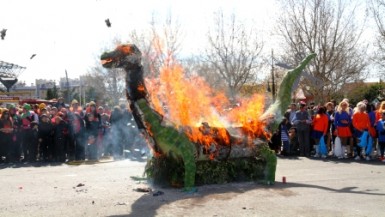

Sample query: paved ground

[0,153,384,217]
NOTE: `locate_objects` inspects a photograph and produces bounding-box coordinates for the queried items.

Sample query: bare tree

[81,72,108,103]
[276,0,369,102]
[369,0,385,75]
[203,10,264,98]
[87,38,127,106]
[130,12,184,78]
[182,56,227,91]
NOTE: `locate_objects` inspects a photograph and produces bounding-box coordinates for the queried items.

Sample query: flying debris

[1,29,7,40]
[105,19,111,28]
[30,54,36,59]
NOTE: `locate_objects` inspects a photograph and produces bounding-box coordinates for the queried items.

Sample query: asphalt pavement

[0,154,384,217]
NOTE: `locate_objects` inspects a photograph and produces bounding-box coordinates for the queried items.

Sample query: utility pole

[271,49,276,102]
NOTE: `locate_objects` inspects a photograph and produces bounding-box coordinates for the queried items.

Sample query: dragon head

[101,44,142,69]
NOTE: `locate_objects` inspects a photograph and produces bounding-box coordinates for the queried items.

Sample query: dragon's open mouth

[101,58,113,65]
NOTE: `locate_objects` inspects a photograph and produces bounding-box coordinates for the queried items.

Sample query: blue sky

[0,0,279,85]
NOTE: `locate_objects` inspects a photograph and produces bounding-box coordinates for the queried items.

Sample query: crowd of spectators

[2,96,385,164]
[0,98,135,163]
[269,98,385,162]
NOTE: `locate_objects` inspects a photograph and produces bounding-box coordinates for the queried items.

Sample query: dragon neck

[136,99,164,135]
[262,53,316,131]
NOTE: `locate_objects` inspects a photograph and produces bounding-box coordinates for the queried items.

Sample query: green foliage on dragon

[100,44,316,189]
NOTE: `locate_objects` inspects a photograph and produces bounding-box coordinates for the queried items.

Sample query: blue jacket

[334,111,351,127]
[376,119,385,142]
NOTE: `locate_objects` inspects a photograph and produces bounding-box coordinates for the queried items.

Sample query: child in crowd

[38,114,53,161]
[279,118,290,156]
[85,113,100,160]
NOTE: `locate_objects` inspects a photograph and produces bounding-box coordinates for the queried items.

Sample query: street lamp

[0,77,18,93]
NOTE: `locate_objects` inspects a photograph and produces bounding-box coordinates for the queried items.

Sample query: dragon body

[136,99,197,191]
[101,44,315,189]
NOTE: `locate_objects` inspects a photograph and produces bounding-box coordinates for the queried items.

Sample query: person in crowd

[59,108,70,158]
[308,102,317,119]
[67,99,85,161]
[333,101,353,158]
[120,104,134,154]
[84,112,100,160]
[100,112,112,157]
[279,117,290,156]
[325,102,335,154]
[288,127,299,155]
[293,101,312,157]
[375,101,385,122]
[284,103,297,129]
[53,112,69,162]
[373,101,385,157]
[376,111,385,162]
[55,97,66,110]
[103,104,111,116]
[0,109,14,162]
[366,103,377,157]
[110,105,124,158]
[38,107,49,123]
[311,106,329,158]
[39,103,46,111]
[352,102,371,160]
[33,104,40,116]
[38,113,54,161]
[21,104,39,162]
[9,105,22,162]
[50,107,58,122]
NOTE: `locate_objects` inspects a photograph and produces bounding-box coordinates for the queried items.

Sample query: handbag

[334,137,343,157]
[319,136,328,155]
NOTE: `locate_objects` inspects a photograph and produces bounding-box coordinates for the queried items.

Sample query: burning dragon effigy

[101,44,316,192]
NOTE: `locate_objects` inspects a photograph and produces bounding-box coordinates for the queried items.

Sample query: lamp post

[271,49,276,102]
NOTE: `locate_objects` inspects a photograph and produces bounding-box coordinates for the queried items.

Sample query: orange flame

[146,61,269,151]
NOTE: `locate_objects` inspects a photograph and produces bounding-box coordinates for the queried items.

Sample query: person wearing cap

[293,101,312,157]
[37,103,46,115]
[375,111,385,162]
[0,109,14,162]
[20,103,39,162]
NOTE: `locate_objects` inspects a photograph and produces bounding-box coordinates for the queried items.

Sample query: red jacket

[312,113,329,134]
[352,112,370,131]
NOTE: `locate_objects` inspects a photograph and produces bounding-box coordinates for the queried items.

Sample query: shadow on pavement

[108,177,385,217]
[277,182,385,196]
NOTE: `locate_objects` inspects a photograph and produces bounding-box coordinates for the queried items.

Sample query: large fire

[145,62,269,159]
